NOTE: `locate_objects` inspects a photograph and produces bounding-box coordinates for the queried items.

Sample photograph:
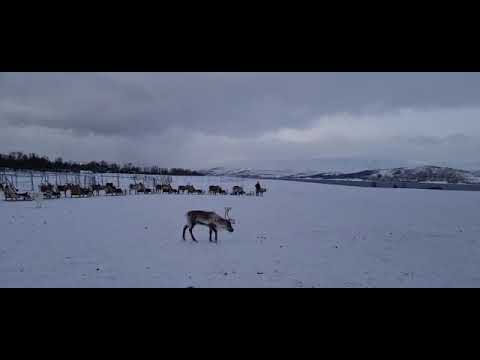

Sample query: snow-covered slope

[202,166,480,184]
[201,167,321,179]
[215,158,427,173]
[366,166,480,184]
[315,166,480,184]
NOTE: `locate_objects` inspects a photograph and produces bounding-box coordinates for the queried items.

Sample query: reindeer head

[224,207,235,232]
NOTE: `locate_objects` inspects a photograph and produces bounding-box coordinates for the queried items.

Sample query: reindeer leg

[213,226,218,243]
[209,226,213,242]
[189,224,198,242]
[182,225,189,241]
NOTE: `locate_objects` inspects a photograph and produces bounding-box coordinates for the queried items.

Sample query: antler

[224,207,235,224]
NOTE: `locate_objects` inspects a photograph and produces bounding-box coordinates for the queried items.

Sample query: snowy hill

[315,166,480,184]
[201,167,321,179]
[214,158,427,173]
[365,166,480,184]
[202,165,480,184]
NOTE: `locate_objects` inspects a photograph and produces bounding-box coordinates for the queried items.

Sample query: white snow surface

[1,177,480,288]
[202,165,480,184]
[368,166,480,184]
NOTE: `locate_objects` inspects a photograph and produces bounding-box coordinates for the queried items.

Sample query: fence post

[117,175,120,189]
[31,172,34,191]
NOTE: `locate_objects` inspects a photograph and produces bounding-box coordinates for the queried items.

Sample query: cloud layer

[1,72,480,169]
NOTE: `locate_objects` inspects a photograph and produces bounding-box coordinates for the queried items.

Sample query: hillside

[202,166,480,184]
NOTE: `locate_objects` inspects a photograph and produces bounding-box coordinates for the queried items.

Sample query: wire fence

[0,168,259,194]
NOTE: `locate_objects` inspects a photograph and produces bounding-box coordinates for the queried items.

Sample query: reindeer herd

[1,179,265,243]
[1,180,267,202]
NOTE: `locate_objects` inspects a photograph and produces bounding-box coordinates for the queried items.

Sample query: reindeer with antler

[182,207,235,243]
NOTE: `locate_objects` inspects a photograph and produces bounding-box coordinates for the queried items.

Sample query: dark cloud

[2,72,480,138]
[1,72,480,168]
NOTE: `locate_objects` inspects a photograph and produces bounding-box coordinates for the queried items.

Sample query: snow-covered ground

[1,178,480,288]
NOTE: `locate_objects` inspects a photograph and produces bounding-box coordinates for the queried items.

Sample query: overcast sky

[1,72,480,170]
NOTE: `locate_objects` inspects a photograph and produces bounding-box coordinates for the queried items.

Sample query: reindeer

[186,185,203,194]
[105,183,123,196]
[255,185,267,196]
[208,185,226,195]
[231,186,245,195]
[92,184,105,196]
[208,185,220,195]
[160,184,178,194]
[39,183,61,199]
[154,183,171,193]
[182,208,235,243]
[57,184,71,197]
[39,183,54,193]
[179,185,202,194]
[70,185,94,198]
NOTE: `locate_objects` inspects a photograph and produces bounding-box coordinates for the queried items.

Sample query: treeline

[0,152,204,176]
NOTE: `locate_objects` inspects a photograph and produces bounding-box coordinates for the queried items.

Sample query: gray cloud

[1,72,480,168]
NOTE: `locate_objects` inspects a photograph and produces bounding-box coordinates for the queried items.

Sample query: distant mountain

[202,165,480,184]
[214,158,424,173]
[201,167,318,179]
[306,166,480,184]
[211,157,480,174]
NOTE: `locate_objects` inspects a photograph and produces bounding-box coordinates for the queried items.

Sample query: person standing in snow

[255,181,262,196]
